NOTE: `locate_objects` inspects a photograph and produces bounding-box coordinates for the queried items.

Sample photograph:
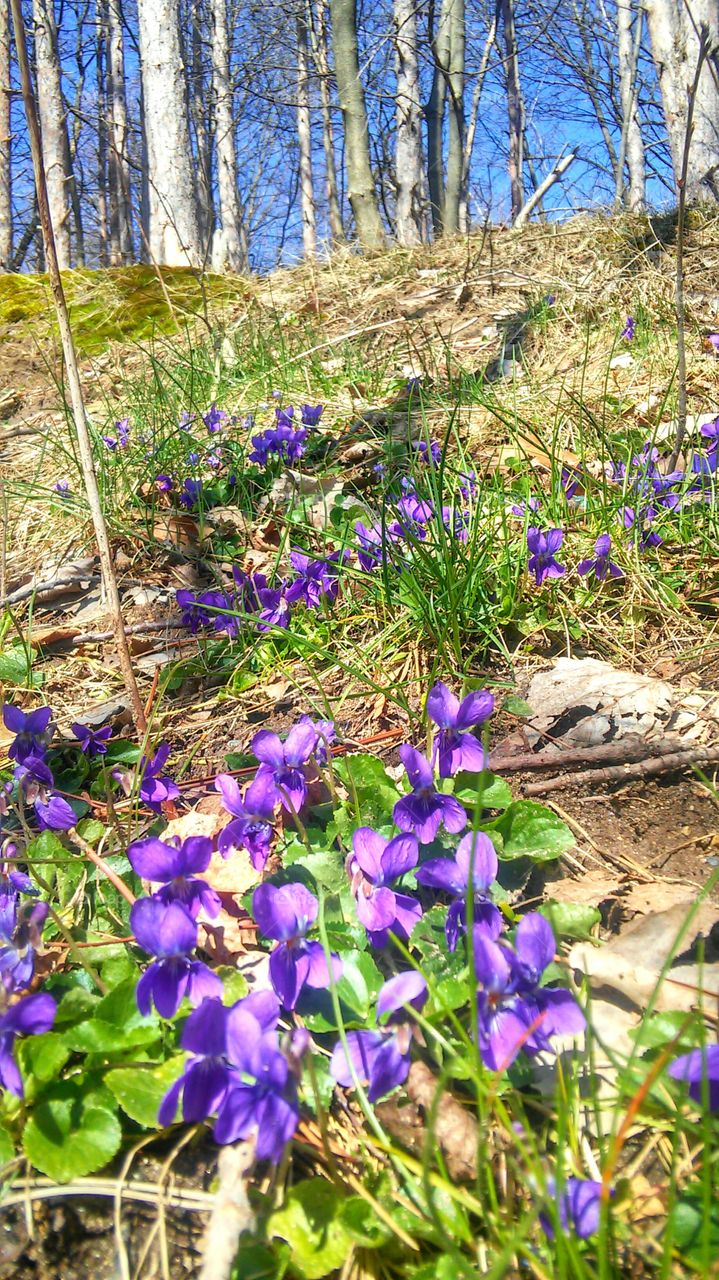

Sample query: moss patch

[0,265,252,357]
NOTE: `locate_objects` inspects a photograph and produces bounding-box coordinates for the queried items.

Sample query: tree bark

[32,0,71,267]
[443,0,465,233]
[426,0,451,236]
[460,13,496,232]
[308,0,344,244]
[616,0,645,209]
[500,0,524,221]
[106,0,134,262]
[296,8,317,258]
[329,0,385,249]
[393,0,423,245]
[645,0,719,203]
[190,0,213,254]
[210,0,246,271]
[96,0,108,266]
[0,0,11,269]
[136,0,202,265]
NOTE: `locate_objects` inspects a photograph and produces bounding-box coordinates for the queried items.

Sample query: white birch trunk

[309,0,344,243]
[645,0,719,202]
[330,0,385,249]
[106,0,133,262]
[136,0,202,265]
[32,0,71,267]
[296,10,317,258]
[443,0,465,234]
[0,0,11,269]
[616,0,645,209]
[210,0,246,271]
[393,0,423,245]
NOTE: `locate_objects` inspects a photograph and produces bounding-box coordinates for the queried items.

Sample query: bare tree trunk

[0,0,11,269]
[330,0,385,249]
[500,0,524,221]
[426,0,451,236]
[296,9,317,257]
[308,0,344,243]
[392,0,423,245]
[443,0,465,233]
[460,13,496,232]
[645,0,719,202]
[616,0,645,209]
[190,0,213,254]
[32,0,71,266]
[210,0,246,271]
[106,0,134,262]
[136,0,202,265]
[96,0,108,266]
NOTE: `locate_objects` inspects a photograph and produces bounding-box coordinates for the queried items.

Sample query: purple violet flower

[621,316,635,342]
[623,505,662,549]
[0,898,49,993]
[511,496,540,518]
[155,474,173,492]
[286,550,347,610]
[159,992,299,1161]
[132,898,222,1018]
[252,881,341,1010]
[0,992,56,1096]
[577,534,623,582]
[474,913,585,1071]
[3,705,53,763]
[330,974,426,1101]
[348,827,421,948]
[392,745,467,844]
[178,410,195,431]
[215,772,276,869]
[668,1044,719,1109]
[707,334,719,353]
[53,479,70,495]
[540,1177,605,1240]
[138,744,180,813]
[128,835,221,919]
[376,970,428,1023]
[330,1029,411,1101]
[203,404,228,433]
[560,467,582,500]
[251,722,318,813]
[71,722,113,756]
[527,527,566,585]
[700,416,719,444]
[355,521,386,572]
[416,830,502,951]
[300,404,324,425]
[15,755,77,831]
[426,682,494,778]
[158,990,279,1124]
[413,440,442,467]
[180,478,203,509]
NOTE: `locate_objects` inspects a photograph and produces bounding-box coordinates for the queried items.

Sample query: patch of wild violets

[0,681,717,1269]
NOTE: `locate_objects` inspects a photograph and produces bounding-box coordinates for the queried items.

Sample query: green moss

[0,264,252,357]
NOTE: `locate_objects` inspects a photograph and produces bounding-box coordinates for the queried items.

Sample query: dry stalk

[8,0,146,735]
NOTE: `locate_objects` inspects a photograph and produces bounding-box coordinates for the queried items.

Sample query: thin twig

[9,0,147,736]
[70,827,137,906]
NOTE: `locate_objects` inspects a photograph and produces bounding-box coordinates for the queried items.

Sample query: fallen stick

[523,745,719,795]
[489,735,698,774]
[1,559,98,608]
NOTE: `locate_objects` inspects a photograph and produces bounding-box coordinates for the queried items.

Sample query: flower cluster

[176,551,348,639]
[248,405,321,468]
